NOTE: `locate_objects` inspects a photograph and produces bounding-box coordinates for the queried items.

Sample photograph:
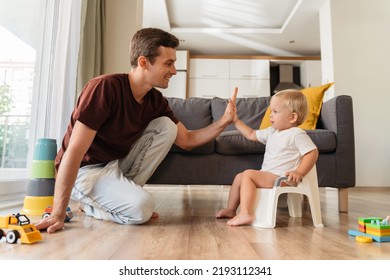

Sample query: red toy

[42,206,73,222]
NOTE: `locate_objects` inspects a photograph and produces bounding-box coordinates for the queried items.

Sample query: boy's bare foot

[216,208,236,219]
[226,213,254,226]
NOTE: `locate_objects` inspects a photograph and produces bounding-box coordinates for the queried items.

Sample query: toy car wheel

[0,229,4,240]
[65,211,74,222]
[6,230,19,244]
[42,212,51,219]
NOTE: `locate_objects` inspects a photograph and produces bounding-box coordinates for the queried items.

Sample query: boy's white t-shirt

[255,127,317,177]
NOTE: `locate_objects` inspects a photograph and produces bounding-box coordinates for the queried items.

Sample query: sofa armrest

[319,95,356,212]
[319,95,356,187]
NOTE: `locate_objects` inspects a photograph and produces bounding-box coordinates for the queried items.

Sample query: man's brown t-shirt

[55,73,178,171]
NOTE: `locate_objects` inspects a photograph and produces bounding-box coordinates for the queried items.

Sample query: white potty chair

[251,165,324,228]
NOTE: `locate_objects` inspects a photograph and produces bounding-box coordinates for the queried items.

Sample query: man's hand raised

[223,87,238,124]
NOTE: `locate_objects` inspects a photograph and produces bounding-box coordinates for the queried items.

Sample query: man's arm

[174,88,237,150]
[35,121,96,233]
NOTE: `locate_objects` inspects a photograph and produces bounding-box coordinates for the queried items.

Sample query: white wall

[320,0,390,187]
[319,1,335,101]
[103,0,143,74]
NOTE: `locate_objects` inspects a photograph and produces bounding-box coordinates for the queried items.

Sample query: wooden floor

[1,185,390,260]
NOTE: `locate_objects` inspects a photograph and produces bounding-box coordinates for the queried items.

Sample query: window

[0,0,41,179]
[0,0,82,208]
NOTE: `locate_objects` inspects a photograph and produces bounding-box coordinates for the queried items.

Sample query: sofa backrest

[167,97,214,154]
[167,97,212,129]
[166,96,340,156]
[211,97,270,131]
[168,96,271,131]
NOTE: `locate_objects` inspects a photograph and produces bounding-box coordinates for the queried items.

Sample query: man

[35,28,237,234]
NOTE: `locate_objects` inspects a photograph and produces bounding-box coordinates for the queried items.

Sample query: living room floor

[1,185,390,260]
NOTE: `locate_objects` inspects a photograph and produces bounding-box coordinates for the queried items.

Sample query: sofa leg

[338,188,349,213]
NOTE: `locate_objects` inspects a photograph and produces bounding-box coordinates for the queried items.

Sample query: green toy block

[358,217,382,224]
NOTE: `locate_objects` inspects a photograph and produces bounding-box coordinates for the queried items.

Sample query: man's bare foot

[216,208,236,219]
[151,212,159,219]
[226,213,254,226]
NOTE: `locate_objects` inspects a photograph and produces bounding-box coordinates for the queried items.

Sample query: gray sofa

[147,95,355,212]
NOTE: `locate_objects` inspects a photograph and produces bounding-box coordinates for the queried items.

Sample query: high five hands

[224,87,238,124]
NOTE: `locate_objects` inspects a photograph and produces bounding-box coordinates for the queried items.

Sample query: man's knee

[149,116,177,146]
[118,191,155,225]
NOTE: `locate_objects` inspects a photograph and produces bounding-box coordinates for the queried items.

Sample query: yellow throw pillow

[259,82,334,130]
[259,104,272,129]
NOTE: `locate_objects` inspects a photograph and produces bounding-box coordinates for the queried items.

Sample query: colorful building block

[349,217,390,242]
[365,222,390,237]
[21,138,57,216]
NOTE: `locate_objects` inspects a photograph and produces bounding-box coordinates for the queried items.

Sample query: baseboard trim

[352,186,390,191]
[0,179,28,211]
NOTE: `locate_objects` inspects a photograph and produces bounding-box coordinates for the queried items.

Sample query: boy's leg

[119,116,177,186]
[216,172,242,218]
[227,170,278,226]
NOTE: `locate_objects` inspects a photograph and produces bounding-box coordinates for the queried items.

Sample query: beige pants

[71,117,177,225]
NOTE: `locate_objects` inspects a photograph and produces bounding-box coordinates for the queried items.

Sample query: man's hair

[129,28,179,68]
[272,89,308,125]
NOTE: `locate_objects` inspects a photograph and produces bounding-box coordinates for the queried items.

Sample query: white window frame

[0,0,81,210]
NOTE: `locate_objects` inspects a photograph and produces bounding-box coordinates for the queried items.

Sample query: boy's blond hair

[272,89,308,125]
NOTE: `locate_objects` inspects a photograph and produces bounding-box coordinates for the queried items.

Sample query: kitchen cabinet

[189,59,229,98]
[229,59,270,97]
[189,59,229,79]
[229,59,269,79]
[189,58,270,98]
[229,79,270,98]
[189,79,229,98]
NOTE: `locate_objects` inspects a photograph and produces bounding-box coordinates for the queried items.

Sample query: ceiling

[143,0,327,56]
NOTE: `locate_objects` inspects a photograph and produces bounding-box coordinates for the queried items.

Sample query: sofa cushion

[300,83,334,130]
[211,97,270,131]
[216,129,336,155]
[216,130,265,155]
[306,129,336,153]
[167,97,214,154]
